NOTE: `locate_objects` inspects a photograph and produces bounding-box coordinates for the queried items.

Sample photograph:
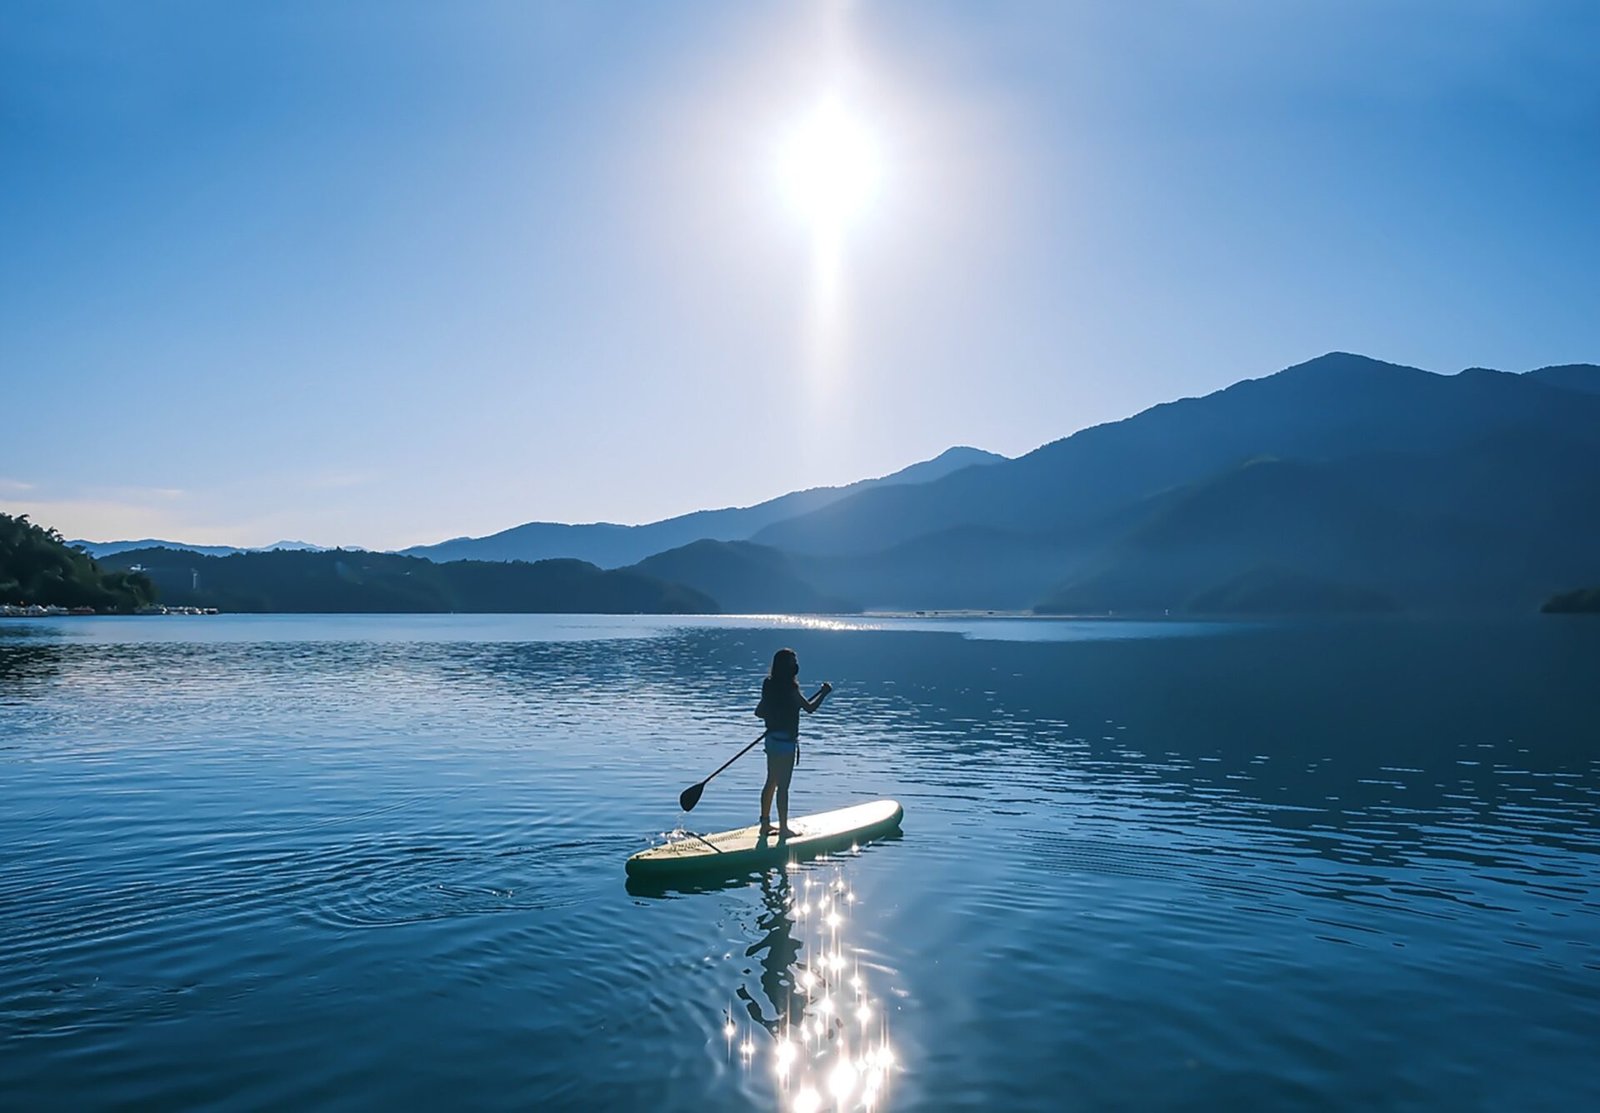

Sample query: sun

[777,99,883,236]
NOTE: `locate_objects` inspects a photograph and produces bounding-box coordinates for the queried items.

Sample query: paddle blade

[678,781,705,813]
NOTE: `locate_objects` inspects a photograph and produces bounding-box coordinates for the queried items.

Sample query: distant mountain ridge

[398,445,1006,567]
[65,449,1003,565]
[1522,363,1600,395]
[71,538,330,559]
[650,354,1600,615]
[786,355,1600,612]
[752,355,1600,558]
[59,355,1600,616]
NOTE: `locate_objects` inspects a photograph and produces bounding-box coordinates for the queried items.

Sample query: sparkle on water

[723,859,896,1112]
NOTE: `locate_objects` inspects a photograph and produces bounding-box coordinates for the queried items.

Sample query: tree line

[0,513,155,611]
[96,546,717,614]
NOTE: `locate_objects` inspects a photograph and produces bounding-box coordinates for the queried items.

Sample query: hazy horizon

[6,1,1598,549]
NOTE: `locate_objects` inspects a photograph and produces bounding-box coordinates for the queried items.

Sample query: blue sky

[4,0,1597,549]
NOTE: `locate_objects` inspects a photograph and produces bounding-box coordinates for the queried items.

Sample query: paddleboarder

[756,648,831,838]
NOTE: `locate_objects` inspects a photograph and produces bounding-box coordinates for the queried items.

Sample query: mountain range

[70,353,1600,615]
[69,538,329,559]
[397,445,1005,567]
[751,353,1600,613]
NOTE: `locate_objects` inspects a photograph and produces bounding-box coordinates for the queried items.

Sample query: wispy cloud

[0,477,37,494]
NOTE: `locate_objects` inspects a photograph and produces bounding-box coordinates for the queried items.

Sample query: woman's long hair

[768,648,798,684]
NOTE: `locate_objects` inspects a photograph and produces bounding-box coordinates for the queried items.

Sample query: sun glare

[778,99,883,234]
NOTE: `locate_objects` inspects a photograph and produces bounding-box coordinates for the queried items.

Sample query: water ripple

[3,614,1599,1111]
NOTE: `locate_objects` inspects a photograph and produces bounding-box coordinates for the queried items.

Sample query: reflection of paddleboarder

[755,648,831,838]
[739,869,805,1033]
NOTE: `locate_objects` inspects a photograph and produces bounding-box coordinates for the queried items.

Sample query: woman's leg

[761,753,778,832]
[774,751,797,836]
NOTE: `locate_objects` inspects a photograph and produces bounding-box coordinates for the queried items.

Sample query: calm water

[2,613,1597,1111]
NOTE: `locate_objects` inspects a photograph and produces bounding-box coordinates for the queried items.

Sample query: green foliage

[1541,587,1600,614]
[95,546,719,614]
[0,513,155,611]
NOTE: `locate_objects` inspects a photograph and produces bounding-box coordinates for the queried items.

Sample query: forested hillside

[96,547,716,614]
[0,514,155,611]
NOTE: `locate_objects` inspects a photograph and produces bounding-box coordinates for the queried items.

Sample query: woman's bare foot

[760,821,776,836]
[778,827,800,839]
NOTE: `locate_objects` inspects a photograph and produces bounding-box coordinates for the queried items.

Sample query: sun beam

[775,95,885,396]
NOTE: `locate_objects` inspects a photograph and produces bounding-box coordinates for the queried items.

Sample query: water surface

[2,614,1597,1110]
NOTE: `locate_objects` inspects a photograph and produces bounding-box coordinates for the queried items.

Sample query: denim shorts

[764,731,798,756]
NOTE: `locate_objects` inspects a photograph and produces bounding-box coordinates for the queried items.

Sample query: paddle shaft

[702,731,767,787]
[679,685,831,811]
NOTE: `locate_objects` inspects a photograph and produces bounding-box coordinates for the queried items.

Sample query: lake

[2,613,1597,1111]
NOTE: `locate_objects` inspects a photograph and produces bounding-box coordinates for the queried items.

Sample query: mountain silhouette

[399,445,1004,567]
[753,354,1600,558]
[745,354,1600,613]
[63,354,1600,615]
[70,538,333,559]
[627,540,855,614]
[1521,363,1600,395]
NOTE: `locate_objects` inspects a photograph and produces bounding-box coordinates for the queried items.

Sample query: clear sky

[4,1,1597,549]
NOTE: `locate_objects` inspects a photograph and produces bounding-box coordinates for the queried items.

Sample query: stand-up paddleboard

[626,799,903,879]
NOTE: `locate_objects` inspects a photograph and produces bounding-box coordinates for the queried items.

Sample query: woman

[755,648,831,838]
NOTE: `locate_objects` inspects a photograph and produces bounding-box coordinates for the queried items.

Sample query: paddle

[678,731,766,813]
[679,684,833,812]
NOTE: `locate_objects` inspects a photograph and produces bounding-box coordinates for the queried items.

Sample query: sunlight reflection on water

[723,861,898,1112]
